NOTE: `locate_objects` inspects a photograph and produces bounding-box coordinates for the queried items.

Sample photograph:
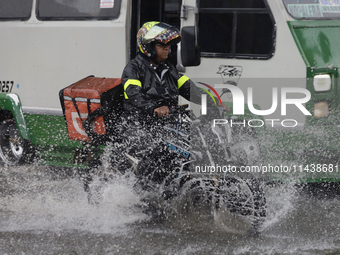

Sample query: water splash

[0,165,147,234]
[261,181,298,231]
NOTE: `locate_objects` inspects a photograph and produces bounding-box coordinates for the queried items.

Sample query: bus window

[283,0,340,19]
[36,0,122,20]
[0,0,33,21]
[164,0,181,28]
[198,0,275,59]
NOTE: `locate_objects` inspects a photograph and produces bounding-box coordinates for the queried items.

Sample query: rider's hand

[154,106,170,117]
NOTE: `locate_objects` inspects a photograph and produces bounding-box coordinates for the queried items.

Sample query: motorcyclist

[121,21,228,121]
[119,21,230,183]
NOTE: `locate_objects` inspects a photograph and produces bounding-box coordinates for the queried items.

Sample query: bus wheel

[0,120,27,165]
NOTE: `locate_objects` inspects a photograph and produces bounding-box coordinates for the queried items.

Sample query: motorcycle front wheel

[213,175,266,234]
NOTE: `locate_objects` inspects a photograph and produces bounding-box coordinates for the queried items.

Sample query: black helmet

[137,21,181,60]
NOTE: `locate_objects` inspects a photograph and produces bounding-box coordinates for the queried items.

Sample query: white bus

[1,0,340,183]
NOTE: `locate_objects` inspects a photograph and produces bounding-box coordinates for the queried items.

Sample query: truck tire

[0,120,35,165]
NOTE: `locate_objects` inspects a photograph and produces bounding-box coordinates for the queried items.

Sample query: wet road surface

[1,165,340,255]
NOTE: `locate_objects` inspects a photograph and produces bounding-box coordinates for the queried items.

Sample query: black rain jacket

[121,53,215,116]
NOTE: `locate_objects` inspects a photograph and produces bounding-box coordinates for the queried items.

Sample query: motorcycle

[80,87,266,234]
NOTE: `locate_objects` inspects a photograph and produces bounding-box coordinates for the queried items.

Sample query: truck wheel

[0,120,32,165]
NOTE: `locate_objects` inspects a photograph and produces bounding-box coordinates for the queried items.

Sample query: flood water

[1,164,340,255]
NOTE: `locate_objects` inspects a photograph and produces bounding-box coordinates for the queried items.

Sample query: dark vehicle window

[0,0,33,21]
[37,0,121,20]
[199,0,275,59]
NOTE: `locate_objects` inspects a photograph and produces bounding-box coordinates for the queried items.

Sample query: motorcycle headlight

[313,74,331,92]
[314,101,329,118]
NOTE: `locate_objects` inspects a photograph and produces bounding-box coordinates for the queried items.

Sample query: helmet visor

[143,23,173,44]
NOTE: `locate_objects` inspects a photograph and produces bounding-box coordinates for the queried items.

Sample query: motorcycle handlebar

[153,104,226,119]
[153,105,191,118]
